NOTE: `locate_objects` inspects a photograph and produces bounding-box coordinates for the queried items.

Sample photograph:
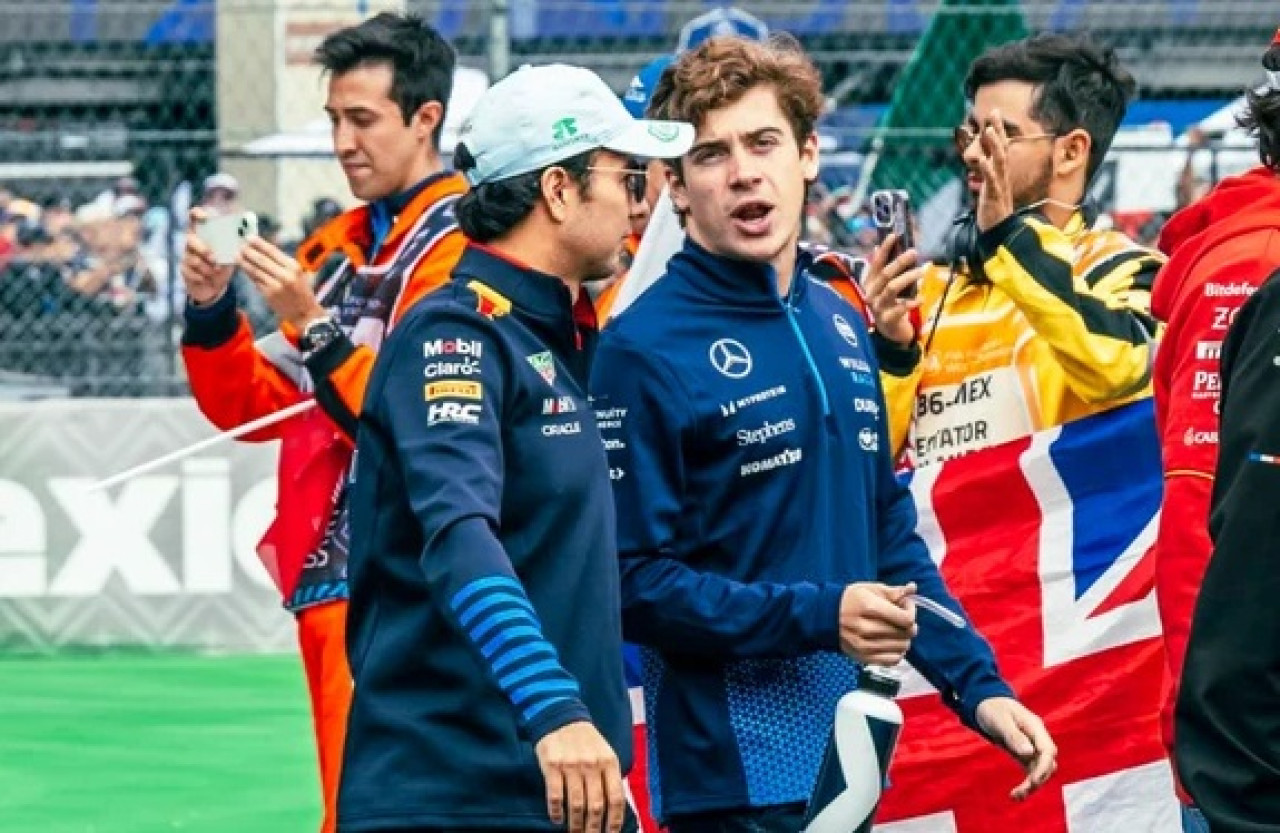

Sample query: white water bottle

[802,666,904,833]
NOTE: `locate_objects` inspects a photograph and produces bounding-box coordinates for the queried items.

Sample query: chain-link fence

[0,1,1273,397]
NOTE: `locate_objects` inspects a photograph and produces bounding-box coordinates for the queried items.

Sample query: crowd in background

[0,173,347,395]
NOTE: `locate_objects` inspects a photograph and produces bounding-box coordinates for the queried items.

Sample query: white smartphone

[196,210,259,265]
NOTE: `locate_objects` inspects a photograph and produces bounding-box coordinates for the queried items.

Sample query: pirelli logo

[424,381,483,401]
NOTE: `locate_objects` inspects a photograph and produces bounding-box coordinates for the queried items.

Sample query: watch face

[303,319,339,352]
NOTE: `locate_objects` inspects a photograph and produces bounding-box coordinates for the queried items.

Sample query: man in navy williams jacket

[591,37,1058,832]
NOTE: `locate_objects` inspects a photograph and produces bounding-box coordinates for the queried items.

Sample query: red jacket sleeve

[181,292,304,442]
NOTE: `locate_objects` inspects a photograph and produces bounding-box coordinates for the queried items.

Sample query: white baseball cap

[456,63,695,187]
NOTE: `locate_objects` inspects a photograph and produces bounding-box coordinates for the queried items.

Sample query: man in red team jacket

[1151,27,1280,830]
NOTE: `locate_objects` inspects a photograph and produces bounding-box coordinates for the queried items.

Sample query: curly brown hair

[649,35,825,151]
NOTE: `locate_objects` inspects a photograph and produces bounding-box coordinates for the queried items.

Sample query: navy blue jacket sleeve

[592,332,846,659]
[868,374,1015,729]
[374,306,590,743]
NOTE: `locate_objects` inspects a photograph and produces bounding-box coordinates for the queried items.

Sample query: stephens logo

[736,417,796,447]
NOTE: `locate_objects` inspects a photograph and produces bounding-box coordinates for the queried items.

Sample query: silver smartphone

[196,211,259,265]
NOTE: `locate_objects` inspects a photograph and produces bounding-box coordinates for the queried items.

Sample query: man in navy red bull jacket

[341,64,693,833]
[591,37,1058,833]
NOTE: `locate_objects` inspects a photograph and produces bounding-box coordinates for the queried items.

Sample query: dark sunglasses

[586,165,649,202]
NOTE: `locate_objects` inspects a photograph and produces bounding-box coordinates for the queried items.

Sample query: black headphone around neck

[942,199,1099,279]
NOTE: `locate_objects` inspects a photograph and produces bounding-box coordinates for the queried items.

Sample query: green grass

[0,653,320,833]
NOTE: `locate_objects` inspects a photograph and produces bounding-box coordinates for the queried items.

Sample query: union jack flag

[876,399,1178,831]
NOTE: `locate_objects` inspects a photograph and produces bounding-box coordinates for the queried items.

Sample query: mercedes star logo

[709,338,753,379]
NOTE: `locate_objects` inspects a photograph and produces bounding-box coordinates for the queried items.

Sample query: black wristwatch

[299,316,343,356]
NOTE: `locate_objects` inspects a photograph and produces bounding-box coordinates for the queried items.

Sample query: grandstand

[0,1,1272,206]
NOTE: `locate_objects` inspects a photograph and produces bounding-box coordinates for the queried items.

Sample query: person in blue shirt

[591,36,1058,833]
[340,64,693,833]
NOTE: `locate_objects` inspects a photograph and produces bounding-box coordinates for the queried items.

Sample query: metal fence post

[488,0,511,81]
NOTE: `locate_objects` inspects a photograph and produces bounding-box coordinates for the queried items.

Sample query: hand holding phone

[195,210,259,266]
[870,189,917,299]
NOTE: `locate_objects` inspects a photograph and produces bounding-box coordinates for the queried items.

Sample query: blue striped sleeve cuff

[451,575,590,742]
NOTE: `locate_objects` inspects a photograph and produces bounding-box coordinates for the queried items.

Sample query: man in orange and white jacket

[178,14,465,833]
[864,34,1162,468]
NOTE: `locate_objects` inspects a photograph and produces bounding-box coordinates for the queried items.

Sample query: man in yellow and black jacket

[864,34,1163,468]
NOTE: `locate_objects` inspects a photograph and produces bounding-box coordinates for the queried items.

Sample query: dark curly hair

[965,34,1137,183]
[1237,45,1280,172]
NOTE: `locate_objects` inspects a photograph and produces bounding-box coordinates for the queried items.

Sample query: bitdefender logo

[1204,283,1255,299]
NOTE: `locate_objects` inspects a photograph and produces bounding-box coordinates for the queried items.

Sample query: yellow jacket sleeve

[873,332,925,460]
[978,214,1163,404]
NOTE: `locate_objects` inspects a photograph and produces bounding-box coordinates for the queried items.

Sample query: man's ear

[665,164,689,214]
[800,131,820,183]
[540,167,573,223]
[413,101,444,143]
[1057,128,1091,179]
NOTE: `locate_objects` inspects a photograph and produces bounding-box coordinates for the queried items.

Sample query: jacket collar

[668,237,812,309]
[296,170,467,272]
[453,243,584,356]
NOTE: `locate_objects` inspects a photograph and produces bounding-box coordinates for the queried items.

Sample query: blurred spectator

[40,196,74,236]
[257,213,283,247]
[1177,127,1215,209]
[115,176,141,198]
[302,197,344,240]
[200,172,240,215]
[835,200,880,254]
[676,6,769,52]
[66,200,157,310]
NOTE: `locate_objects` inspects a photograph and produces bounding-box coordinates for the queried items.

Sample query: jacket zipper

[781,280,831,418]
